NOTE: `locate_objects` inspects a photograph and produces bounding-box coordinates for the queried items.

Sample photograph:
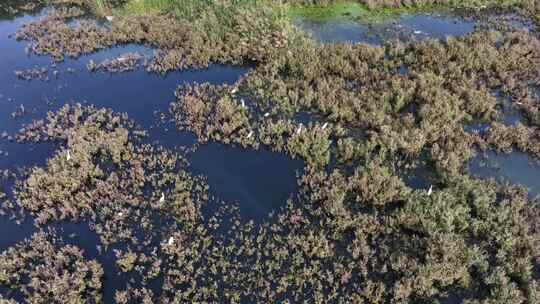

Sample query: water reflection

[469,150,540,198]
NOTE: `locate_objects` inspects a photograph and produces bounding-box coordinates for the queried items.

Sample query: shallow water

[469,150,540,198]
[294,13,477,44]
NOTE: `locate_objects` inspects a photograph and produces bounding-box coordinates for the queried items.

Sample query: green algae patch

[287,1,439,23]
[288,1,369,20]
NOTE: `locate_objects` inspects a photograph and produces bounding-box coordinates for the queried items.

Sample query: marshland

[0,0,539,302]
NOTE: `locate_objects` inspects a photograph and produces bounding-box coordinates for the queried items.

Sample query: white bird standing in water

[321,122,328,130]
[427,185,433,196]
[241,99,245,108]
[296,124,303,135]
[247,131,253,139]
[168,236,174,246]
[105,16,114,22]
[159,193,165,203]
[264,112,270,118]
[66,150,72,161]
[231,87,238,94]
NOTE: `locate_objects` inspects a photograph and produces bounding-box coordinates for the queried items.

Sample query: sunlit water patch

[469,150,540,198]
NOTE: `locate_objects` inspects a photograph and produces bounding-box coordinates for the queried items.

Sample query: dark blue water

[294,13,477,44]
[0,10,302,301]
[469,150,540,198]
[189,143,303,220]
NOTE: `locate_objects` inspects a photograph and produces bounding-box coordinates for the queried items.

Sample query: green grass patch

[117,0,265,19]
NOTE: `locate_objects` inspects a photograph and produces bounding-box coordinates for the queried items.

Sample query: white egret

[66,150,71,161]
[427,185,433,196]
[296,124,303,135]
[247,131,253,139]
[159,193,165,203]
[105,16,114,22]
[321,122,328,130]
[168,237,174,246]
[264,112,270,117]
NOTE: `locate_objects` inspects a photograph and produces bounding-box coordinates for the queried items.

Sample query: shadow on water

[188,142,304,221]
[294,13,476,44]
[469,150,540,198]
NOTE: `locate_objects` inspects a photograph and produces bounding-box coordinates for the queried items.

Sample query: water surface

[469,150,540,198]
[294,13,477,44]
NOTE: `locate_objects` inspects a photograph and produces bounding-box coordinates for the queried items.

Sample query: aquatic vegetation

[287,0,439,24]
[14,66,49,81]
[284,0,536,11]
[87,52,144,73]
[2,97,539,303]
[485,122,540,158]
[0,231,103,303]
[2,0,540,302]
[15,0,297,73]
[171,83,332,167]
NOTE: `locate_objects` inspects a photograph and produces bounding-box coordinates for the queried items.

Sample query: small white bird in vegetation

[241,99,245,108]
[264,112,270,117]
[427,185,433,196]
[247,131,253,139]
[321,122,328,130]
[118,212,123,217]
[105,16,114,22]
[231,87,238,94]
[66,150,72,161]
[168,237,174,246]
[414,30,422,35]
[296,124,303,135]
[159,193,165,203]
